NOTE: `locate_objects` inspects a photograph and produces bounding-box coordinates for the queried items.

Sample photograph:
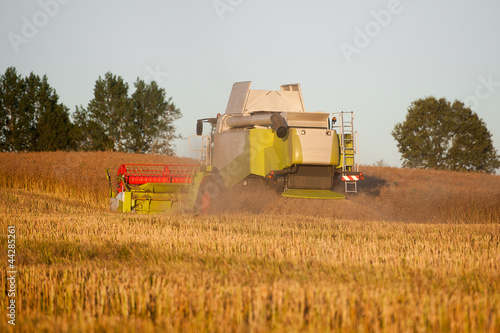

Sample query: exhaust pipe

[224,113,288,138]
[270,113,287,138]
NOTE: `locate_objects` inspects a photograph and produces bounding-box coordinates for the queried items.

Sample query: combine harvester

[107,81,363,213]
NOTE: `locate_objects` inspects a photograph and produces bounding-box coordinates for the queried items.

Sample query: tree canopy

[73,72,130,151]
[74,72,181,154]
[392,97,500,173]
[0,67,74,152]
[128,79,181,154]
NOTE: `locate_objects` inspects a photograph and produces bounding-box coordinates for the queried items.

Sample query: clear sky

[1,0,499,167]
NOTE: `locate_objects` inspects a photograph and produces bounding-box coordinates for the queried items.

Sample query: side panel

[289,129,340,166]
[289,130,303,165]
[225,81,251,114]
[122,192,132,213]
[213,131,248,170]
[330,131,340,166]
[213,131,251,188]
[249,129,291,177]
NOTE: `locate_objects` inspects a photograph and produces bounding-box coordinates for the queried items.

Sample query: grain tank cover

[225,81,306,115]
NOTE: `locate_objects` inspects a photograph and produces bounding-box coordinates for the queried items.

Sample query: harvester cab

[107,81,363,213]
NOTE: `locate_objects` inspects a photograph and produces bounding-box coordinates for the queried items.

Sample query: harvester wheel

[195,176,223,214]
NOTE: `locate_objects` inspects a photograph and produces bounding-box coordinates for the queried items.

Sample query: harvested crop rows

[1,152,499,332]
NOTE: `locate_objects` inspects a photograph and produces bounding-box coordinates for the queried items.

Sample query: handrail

[188,135,212,166]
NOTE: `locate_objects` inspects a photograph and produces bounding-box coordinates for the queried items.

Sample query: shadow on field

[359,174,387,197]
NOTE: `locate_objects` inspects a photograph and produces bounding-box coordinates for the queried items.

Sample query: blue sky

[1,0,499,168]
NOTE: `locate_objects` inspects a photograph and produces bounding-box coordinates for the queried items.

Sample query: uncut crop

[0,152,499,332]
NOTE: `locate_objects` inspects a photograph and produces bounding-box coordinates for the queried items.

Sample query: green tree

[0,67,26,151]
[0,67,74,152]
[72,105,101,151]
[75,73,181,154]
[74,72,129,151]
[33,74,74,151]
[0,67,40,151]
[128,79,181,154]
[392,97,500,173]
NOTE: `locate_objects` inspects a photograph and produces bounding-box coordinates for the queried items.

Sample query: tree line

[0,67,181,154]
[1,66,498,173]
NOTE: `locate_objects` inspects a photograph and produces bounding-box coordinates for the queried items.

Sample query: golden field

[0,151,499,332]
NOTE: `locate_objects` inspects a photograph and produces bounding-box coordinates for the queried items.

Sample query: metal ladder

[332,111,359,193]
[185,135,212,211]
[188,135,212,166]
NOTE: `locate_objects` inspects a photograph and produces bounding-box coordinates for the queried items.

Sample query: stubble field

[0,151,499,332]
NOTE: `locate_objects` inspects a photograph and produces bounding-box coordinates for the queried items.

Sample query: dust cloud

[208,166,500,224]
